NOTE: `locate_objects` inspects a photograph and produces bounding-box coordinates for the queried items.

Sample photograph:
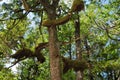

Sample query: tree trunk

[48,26,61,80]
[48,11,61,80]
[84,36,93,80]
[74,13,83,80]
[40,0,61,79]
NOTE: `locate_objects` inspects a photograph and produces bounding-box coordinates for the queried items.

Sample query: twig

[8,58,26,68]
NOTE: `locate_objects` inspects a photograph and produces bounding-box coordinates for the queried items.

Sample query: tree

[0,0,120,80]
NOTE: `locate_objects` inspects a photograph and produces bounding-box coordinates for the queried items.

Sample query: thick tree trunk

[40,0,61,78]
[47,10,61,80]
[74,13,83,80]
[48,26,61,80]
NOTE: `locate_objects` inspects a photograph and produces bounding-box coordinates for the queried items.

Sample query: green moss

[42,13,72,27]
[11,48,34,59]
[62,57,89,73]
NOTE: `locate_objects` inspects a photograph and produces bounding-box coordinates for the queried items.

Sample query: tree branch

[38,0,52,13]
[102,24,120,41]
[52,0,60,8]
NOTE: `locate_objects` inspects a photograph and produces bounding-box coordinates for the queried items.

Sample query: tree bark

[48,26,61,80]
[47,8,61,80]
[39,0,61,79]
[74,13,83,80]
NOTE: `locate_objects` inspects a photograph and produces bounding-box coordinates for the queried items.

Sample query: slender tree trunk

[84,36,93,80]
[74,13,83,80]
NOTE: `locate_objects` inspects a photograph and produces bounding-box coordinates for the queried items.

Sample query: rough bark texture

[47,8,61,80]
[48,26,61,80]
[75,14,83,80]
[39,0,61,79]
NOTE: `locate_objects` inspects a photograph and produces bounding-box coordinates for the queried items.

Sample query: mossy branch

[10,48,34,59]
[62,57,89,73]
[42,13,72,27]
[10,42,48,64]
[42,0,84,27]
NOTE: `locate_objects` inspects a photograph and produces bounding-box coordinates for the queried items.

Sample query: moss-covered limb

[42,0,84,27]
[54,13,72,25]
[62,57,73,73]
[9,48,34,68]
[70,0,84,12]
[35,42,48,51]
[42,20,55,27]
[10,42,47,64]
[34,42,48,63]
[62,57,89,73]
[42,13,72,27]
[10,48,34,59]
[35,52,45,63]
[72,59,89,71]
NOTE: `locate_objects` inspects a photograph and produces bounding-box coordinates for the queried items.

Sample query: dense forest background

[0,0,120,80]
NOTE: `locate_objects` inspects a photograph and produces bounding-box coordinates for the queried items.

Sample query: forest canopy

[0,0,120,80]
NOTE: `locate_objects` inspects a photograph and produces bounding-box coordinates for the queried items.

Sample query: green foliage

[62,70,76,80]
[0,0,120,80]
[17,57,50,80]
[0,68,17,80]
